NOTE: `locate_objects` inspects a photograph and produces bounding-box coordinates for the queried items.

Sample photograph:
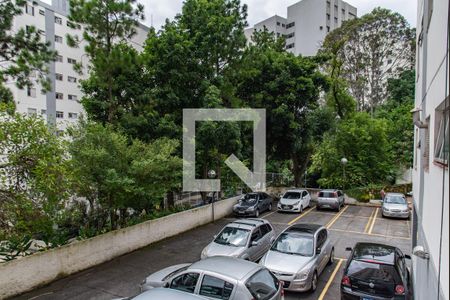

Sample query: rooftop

[189,256,260,281]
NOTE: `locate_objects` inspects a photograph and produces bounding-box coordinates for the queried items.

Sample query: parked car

[277,189,311,213]
[201,218,276,262]
[382,193,410,219]
[317,189,345,211]
[233,192,273,217]
[341,242,412,300]
[260,224,334,292]
[140,256,284,300]
[118,288,207,300]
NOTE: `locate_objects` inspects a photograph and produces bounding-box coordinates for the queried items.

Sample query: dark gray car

[233,192,273,217]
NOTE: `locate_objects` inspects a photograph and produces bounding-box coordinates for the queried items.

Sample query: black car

[232,192,273,217]
[341,243,412,300]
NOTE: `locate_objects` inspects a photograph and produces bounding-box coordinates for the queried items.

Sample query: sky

[141,0,417,30]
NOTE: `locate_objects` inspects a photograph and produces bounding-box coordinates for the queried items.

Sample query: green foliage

[0,0,55,101]
[0,236,32,261]
[311,112,394,188]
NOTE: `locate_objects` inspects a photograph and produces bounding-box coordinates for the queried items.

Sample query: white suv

[277,189,311,213]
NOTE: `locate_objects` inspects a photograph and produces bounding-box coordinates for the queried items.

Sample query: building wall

[7,0,148,131]
[244,0,357,56]
[413,0,449,299]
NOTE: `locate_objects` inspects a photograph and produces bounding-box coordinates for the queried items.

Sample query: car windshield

[282,192,301,199]
[241,194,257,204]
[214,227,249,247]
[385,196,406,204]
[319,191,337,198]
[347,260,401,283]
[271,232,314,256]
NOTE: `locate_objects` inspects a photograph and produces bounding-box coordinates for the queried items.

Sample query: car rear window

[347,260,401,283]
[282,192,301,199]
[318,191,337,198]
[245,269,279,300]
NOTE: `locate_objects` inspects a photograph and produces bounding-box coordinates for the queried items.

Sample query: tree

[310,112,394,188]
[321,8,415,114]
[68,120,182,230]
[68,0,144,123]
[0,0,55,106]
[0,107,71,246]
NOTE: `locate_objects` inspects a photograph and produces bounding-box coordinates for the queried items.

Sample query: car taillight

[341,275,351,286]
[395,284,405,295]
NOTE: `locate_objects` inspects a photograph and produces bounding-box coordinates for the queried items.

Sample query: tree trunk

[166,191,174,208]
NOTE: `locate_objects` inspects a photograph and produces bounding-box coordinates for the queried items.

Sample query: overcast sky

[141,0,417,30]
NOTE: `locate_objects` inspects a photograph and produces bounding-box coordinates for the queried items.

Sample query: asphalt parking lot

[13,203,411,300]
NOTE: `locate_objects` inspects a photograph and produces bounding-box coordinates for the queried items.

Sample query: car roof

[132,288,205,299]
[188,256,261,281]
[285,189,307,193]
[286,223,322,235]
[385,192,405,197]
[227,218,268,230]
[320,189,339,192]
[352,243,397,264]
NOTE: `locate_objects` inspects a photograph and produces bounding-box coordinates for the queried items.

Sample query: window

[423,116,430,170]
[56,55,63,62]
[277,22,281,26]
[286,22,295,29]
[56,111,64,118]
[41,109,46,115]
[434,100,449,165]
[39,9,45,15]
[251,228,262,243]
[334,17,338,24]
[327,26,330,32]
[286,32,295,39]
[55,16,62,25]
[326,1,331,9]
[170,273,199,293]
[56,73,63,81]
[27,87,36,98]
[199,275,233,300]
[27,108,37,116]
[67,57,77,64]
[246,269,279,300]
[260,224,272,236]
[68,112,78,119]
[316,229,327,250]
[68,94,78,101]
[56,92,64,100]
[327,13,330,21]
[349,12,356,20]
[286,43,295,49]
[282,23,285,28]
[277,33,280,37]
[68,76,77,83]
[55,35,63,43]
[25,4,34,16]
[25,25,32,33]
[334,4,338,13]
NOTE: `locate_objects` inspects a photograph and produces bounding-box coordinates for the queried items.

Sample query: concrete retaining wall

[0,196,239,299]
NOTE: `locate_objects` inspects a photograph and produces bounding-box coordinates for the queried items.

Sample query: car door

[248,227,263,261]
[258,224,274,253]
[315,230,328,274]
[170,272,202,294]
[197,273,236,300]
[303,191,311,207]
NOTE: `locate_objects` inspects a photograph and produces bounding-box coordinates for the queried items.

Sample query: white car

[277,189,311,213]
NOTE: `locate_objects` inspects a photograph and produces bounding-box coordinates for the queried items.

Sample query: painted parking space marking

[364,208,376,233]
[287,207,315,225]
[318,259,344,300]
[329,227,411,240]
[367,208,379,235]
[326,206,349,229]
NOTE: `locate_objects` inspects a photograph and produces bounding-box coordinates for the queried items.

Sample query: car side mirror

[345,247,352,251]
[163,282,170,288]
[251,241,259,247]
[404,254,412,260]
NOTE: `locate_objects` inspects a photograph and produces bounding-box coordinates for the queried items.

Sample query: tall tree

[0,0,55,107]
[321,8,415,114]
[68,0,144,123]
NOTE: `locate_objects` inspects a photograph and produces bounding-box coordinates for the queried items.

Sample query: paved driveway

[13,203,411,300]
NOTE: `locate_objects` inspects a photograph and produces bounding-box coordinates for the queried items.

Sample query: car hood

[261,250,313,274]
[279,198,301,205]
[204,242,245,258]
[235,202,256,208]
[383,203,408,210]
[144,263,191,286]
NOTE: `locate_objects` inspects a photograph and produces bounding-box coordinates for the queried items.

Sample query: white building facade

[6,0,148,130]
[245,0,357,56]
[412,0,449,299]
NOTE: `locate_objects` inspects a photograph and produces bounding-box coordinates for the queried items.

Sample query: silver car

[141,256,283,300]
[316,189,345,211]
[201,219,276,261]
[260,224,334,292]
[120,288,207,299]
[277,189,311,213]
[382,193,410,219]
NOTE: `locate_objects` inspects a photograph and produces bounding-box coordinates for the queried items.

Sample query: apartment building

[412,0,449,299]
[5,0,148,130]
[244,0,357,56]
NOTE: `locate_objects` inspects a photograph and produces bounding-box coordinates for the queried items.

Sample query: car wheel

[336,204,341,212]
[299,205,303,214]
[316,205,320,211]
[311,271,318,292]
[255,209,260,217]
[269,203,273,211]
[328,248,335,265]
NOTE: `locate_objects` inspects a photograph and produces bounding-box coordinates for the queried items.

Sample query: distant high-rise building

[4,0,148,130]
[245,0,357,56]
